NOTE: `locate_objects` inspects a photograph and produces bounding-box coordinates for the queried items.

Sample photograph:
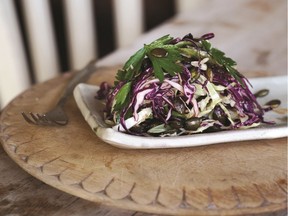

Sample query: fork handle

[57,59,98,107]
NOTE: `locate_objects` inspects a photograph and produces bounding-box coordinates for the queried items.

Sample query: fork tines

[21,112,62,126]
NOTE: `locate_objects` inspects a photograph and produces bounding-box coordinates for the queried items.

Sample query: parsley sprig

[112,81,132,111]
[112,33,245,111]
[115,35,184,83]
[113,35,185,110]
[201,40,244,86]
[115,48,146,82]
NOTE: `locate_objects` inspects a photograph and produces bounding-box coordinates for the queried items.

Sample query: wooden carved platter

[0,67,287,215]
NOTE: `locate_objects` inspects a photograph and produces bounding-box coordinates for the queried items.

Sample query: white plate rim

[73,75,288,149]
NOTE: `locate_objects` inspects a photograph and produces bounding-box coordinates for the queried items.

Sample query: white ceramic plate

[73,76,288,149]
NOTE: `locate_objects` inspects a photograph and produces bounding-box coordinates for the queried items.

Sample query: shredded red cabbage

[96,33,272,136]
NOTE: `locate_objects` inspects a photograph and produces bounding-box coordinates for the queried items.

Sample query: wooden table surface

[0,0,287,215]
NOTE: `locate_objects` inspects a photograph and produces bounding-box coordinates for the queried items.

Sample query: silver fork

[21,59,98,126]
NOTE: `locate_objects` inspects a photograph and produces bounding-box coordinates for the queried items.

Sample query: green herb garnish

[113,34,245,111]
[201,40,244,86]
[112,81,132,111]
[115,35,184,83]
[116,48,146,82]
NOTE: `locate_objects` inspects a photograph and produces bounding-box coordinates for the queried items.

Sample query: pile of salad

[96,33,273,137]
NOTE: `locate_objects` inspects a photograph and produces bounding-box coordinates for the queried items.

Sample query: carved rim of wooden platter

[0,71,287,215]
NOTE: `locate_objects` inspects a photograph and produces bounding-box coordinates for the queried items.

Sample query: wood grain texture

[0,142,144,216]
[0,66,287,215]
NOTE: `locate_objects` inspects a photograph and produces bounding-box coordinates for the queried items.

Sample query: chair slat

[22,0,59,82]
[0,0,30,108]
[112,0,144,48]
[64,0,97,69]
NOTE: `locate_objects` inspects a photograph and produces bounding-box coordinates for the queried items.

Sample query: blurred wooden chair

[0,0,199,108]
